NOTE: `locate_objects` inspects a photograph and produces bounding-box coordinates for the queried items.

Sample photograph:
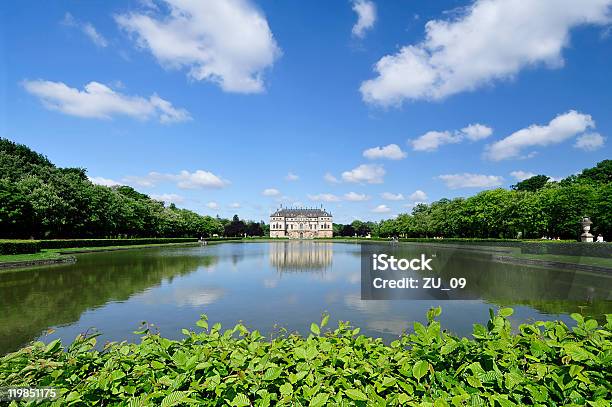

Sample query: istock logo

[372,253,433,271]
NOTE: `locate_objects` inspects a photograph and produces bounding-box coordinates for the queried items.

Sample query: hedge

[0,240,40,255]
[38,238,200,249]
[1,309,610,406]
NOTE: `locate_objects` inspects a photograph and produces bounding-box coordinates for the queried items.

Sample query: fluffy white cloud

[485,110,595,161]
[124,170,228,189]
[510,170,537,181]
[461,123,493,141]
[324,173,340,184]
[62,13,108,48]
[207,201,219,209]
[23,80,190,123]
[438,173,504,189]
[574,132,605,151]
[408,190,428,201]
[411,131,460,152]
[262,188,281,196]
[411,123,492,151]
[285,172,299,181]
[308,193,341,202]
[151,193,185,204]
[381,192,404,201]
[360,0,612,106]
[363,144,407,160]
[371,204,391,213]
[352,0,377,38]
[88,176,121,187]
[229,202,241,208]
[342,164,385,184]
[344,192,370,201]
[116,0,281,93]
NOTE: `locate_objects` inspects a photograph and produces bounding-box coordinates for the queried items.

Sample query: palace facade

[269,207,333,239]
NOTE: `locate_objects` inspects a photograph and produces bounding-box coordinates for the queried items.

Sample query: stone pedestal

[580,217,594,242]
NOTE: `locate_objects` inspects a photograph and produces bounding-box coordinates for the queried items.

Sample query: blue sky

[1,0,611,223]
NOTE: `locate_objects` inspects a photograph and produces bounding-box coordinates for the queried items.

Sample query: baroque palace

[269,207,333,239]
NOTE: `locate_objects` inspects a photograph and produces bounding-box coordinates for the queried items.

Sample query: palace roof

[271,208,332,218]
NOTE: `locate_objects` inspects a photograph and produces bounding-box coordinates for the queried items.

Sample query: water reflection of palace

[269,241,333,272]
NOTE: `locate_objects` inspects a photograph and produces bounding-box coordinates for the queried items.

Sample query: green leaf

[310,323,320,335]
[413,360,429,381]
[344,388,368,401]
[230,393,250,407]
[499,308,514,318]
[263,366,283,381]
[309,393,329,407]
[320,313,330,328]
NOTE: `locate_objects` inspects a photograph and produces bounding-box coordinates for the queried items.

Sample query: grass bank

[1,309,610,405]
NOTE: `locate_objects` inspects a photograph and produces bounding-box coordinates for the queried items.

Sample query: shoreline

[1,238,610,273]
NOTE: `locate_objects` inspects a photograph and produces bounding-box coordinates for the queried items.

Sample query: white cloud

[116,0,281,93]
[461,123,493,141]
[574,132,605,151]
[342,164,385,184]
[411,123,492,151]
[411,131,461,152]
[352,0,377,38]
[151,193,185,204]
[229,202,241,208]
[438,173,504,189]
[510,170,537,181]
[285,172,299,181]
[371,204,391,213]
[344,192,370,201]
[308,193,341,202]
[22,80,190,123]
[324,173,340,184]
[381,192,404,201]
[62,13,108,48]
[89,176,121,187]
[363,143,407,160]
[360,0,612,106]
[262,188,281,196]
[409,190,428,201]
[123,170,228,189]
[485,110,595,161]
[207,201,219,209]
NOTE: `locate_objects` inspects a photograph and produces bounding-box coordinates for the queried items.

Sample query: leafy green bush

[1,309,610,405]
[38,238,200,249]
[0,240,40,255]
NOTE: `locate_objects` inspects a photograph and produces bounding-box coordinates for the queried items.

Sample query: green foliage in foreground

[1,309,611,406]
[0,240,40,255]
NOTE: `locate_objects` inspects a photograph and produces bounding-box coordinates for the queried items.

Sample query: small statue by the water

[580,217,594,242]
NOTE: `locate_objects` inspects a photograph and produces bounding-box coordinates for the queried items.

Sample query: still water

[1,242,611,354]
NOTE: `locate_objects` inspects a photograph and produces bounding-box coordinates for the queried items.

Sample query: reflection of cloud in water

[343,293,389,313]
[263,278,278,288]
[367,320,410,336]
[141,286,225,307]
[347,272,360,284]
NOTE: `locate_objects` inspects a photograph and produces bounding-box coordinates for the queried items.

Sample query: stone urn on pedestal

[580,217,594,242]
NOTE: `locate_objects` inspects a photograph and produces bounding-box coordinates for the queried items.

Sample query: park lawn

[0,251,62,263]
[0,241,202,266]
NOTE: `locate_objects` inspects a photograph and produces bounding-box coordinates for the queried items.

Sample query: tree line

[0,138,264,239]
[333,160,611,240]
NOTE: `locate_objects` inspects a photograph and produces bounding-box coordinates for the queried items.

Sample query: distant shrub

[39,238,199,249]
[0,240,40,255]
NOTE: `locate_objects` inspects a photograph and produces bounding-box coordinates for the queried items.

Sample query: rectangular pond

[1,241,611,354]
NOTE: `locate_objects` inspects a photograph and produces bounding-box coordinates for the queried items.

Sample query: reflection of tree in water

[0,250,218,354]
[371,244,612,317]
[269,241,333,273]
